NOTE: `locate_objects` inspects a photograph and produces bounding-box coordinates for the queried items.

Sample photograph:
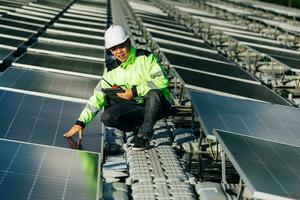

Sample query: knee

[101,110,115,126]
[145,89,164,102]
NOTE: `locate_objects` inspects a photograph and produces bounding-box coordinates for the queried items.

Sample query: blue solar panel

[0,90,103,153]
[0,138,100,200]
[189,90,300,147]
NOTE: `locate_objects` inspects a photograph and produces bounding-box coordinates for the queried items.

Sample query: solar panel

[0,138,100,200]
[183,73,290,104]
[189,91,300,145]
[0,36,24,48]
[230,34,285,49]
[41,32,104,46]
[0,26,34,39]
[244,44,300,70]
[0,18,43,32]
[0,90,103,153]
[214,130,300,200]
[13,52,105,76]
[0,67,99,100]
[162,46,230,63]
[245,44,300,60]
[51,26,105,37]
[169,55,257,82]
[149,32,204,47]
[1,15,48,26]
[29,41,105,61]
[57,19,106,30]
[140,17,188,31]
[271,55,300,70]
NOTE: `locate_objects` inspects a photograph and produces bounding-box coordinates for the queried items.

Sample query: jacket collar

[120,47,136,69]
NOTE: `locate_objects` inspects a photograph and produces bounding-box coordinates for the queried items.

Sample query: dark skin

[64,39,133,139]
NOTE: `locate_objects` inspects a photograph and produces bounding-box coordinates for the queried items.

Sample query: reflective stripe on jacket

[78,47,172,126]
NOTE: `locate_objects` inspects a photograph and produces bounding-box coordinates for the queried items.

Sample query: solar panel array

[0,0,107,199]
[128,0,292,106]
[126,0,300,199]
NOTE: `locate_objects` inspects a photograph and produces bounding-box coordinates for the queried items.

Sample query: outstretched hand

[116,89,133,100]
[63,124,83,139]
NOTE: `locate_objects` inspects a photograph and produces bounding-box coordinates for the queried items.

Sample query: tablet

[102,88,125,98]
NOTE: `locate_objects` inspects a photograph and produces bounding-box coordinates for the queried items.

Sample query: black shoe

[131,135,150,150]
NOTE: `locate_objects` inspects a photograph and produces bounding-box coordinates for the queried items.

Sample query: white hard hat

[104,25,129,49]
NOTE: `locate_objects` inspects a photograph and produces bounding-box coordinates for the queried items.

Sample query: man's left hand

[117,89,133,100]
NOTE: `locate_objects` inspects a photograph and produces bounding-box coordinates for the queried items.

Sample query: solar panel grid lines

[0,90,103,153]
[0,138,100,200]
[214,129,300,200]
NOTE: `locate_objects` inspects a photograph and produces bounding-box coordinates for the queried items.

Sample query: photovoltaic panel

[144,24,195,38]
[271,55,300,70]
[0,26,34,39]
[140,17,188,31]
[156,41,215,56]
[0,67,99,100]
[29,41,104,61]
[189,91,300,146]
[0,18,43,32]
[149,31,204,47]
[0,90,103,153]
[244,44,300,70]
[0,139,100,200]
[43,31,104,46]
[161,46,230,63]
[179,70,290,105]
[230,35,286,49]
[245,44,300,59]
[62,13,107,23]
[2,15,48,26]
[51,26,105,37]
[13,52,105,76]
[215,130,300,200]
[169,55,257,82]
[0,36,24,48]
[57,19,106,30]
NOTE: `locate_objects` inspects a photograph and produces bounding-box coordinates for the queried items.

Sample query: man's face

[109,41,131,63]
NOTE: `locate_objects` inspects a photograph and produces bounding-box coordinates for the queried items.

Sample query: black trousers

[101,89,171,137]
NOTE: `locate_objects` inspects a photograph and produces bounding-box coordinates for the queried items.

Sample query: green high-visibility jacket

[77,47,172,127]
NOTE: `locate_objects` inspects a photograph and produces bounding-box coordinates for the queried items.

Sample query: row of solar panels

[172,1,300,74]
[128,0,300,199]
[0,0,107,199]
[129,0,290,106]
[206,0,300,37]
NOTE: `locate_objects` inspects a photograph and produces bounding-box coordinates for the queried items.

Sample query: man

[64,25,172,150]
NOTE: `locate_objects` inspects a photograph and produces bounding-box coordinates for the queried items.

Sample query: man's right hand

[63,125,83,139]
